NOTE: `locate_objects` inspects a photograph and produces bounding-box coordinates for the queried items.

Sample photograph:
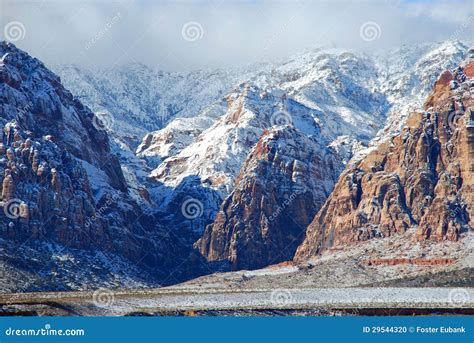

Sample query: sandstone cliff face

[0,42,126,192]
[0,42,190,287]
[0,122,99,243]
[196,127,342,270]
[295,57,474,261]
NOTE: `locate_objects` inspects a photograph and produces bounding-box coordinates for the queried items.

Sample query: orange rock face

[295,61,474,261]
[363,258,456,266]
[464,61,474,77]
[435,70,454,88]
[196,128,341,270]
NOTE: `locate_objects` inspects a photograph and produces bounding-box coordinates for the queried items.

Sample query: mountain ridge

[0,39,471,293]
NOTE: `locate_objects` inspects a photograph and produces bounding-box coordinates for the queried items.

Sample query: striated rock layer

[0,42,191,288]
[295,56,474,261]
[196,127,342,270]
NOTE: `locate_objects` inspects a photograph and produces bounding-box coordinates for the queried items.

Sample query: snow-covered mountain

[372,40,468,145]
[51,39,470,274]
[0,42,206,292]
[54,64,254,208]
[54,64,252,145]
[1,33,471,294]
[130,41,468,227]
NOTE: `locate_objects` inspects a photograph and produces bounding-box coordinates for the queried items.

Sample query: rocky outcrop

[134,42,467,249]
[0,122,100,243]
[147,84,325,244]
[0,42,193,288]
[295,57,474,261]
[363,258,456,266]
[196,127,342,270]
[0,42,126,192]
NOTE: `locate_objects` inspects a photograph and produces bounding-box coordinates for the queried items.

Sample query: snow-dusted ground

[1,287,472,316]
[1,231,471,315]
[114,287,474,312]
[170,230,473,292]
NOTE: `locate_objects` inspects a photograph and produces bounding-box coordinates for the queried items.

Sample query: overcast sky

[1,0,473,71]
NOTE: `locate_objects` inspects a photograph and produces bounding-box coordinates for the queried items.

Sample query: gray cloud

[1,0,473,71]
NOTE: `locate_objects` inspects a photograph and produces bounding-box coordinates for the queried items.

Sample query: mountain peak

[195,126,342,270]
[296,58,474,261]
